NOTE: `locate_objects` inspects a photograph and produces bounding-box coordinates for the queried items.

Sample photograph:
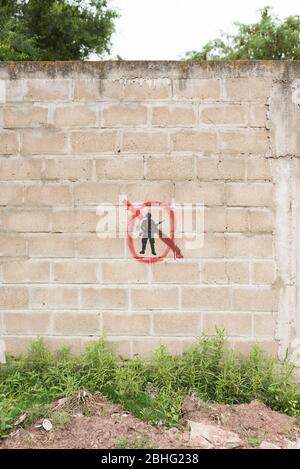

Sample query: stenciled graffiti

[96,196,204,264]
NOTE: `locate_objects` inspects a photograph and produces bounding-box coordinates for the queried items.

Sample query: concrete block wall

[0,61,299,363]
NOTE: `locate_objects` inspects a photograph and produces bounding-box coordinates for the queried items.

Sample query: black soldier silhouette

[139,211,162,256]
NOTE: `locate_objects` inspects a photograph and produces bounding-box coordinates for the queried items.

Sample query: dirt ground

[1,392,300,449]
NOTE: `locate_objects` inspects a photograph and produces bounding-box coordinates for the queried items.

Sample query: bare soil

[1,392,299,449]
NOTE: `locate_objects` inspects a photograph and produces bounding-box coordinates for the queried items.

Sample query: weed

[51,411,71,429]
[1,331,300,439]
[247,433,265,448]
[114,435,155,449]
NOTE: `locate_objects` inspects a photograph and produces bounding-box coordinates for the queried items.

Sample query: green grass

[51,411,71,429]
[113,436,155,449]
[1,330,300,439]
[246,434,265,448]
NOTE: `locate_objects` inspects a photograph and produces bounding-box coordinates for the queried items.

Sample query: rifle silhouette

[153,221,184,259]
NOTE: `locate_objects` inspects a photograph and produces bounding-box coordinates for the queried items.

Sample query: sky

[108,0,300,60]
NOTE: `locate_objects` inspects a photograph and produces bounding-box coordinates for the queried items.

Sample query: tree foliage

[185,7,300,60]
[0,0,118,61]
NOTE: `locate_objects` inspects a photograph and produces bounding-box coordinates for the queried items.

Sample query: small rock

[259,441,281,449]
[286,438,300,449]
[42,419,53,432]
[188,420,242,449]
[13,413,27,426]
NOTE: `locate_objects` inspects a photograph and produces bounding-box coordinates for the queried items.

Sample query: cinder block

[226,183,273,207]
[146,156,194,180]
[0,79,5,103]
[198,158,245,181]
[183,234,225,259]
[250,235,274,258]
[53,105,97,127]
[253,313,277,337]
[249,209,274,232]
[122,131,169,153]
[95,157,144,180]
[103,312,150,335]
[71,130,117,153]
[74,182,120,205]
[225,234,251,258]
[225,78,271,101]
[102,261,148,283]
[5,80,27,102]
[182,286,230,311]
[2,260,50,283]
[202,261,249,284]
[204,207,227,232]
[53,260,98,283]
[231,287,278,312]
[51,210,97,233]
[75,236,125,258]
[0,131,19,155]
[105,338,131,358]
[226,261,249,284]
[1,210,51,232]
[0,157,42,180]
[0,286,29,309]
[102,104,147,127]
[22,130,67,155]
[81,287,128,309]
[202,261,227,284]
[25,184,72,206]
[249,105,267,127]
[53,312,100,335]
[220,129,269,155]
[152,105,196,127]
[4,337,36,355]
[200,105,246,125]
[28,235,75,258]
[123,181,173,201]
[3,312,50,334]
[0,235,26,257]
[45,158,92,181]
[226,208,249,232]
[0,183,23,205]
[173,79,220,100]
[253,261,275,285]
[175,182,224,205]
[3,105,48,128]
[131,287,179,310]
[153,312,201,336]
[152,261,200,283]
[230,339,278,356]
[172,130,217,153]
[25,79,71,101]
[247,158,271,180]
[30,286,79,309]
[203,313,252,336]
[74,79,123,101]
[217,159,245,181]
[197,158,218,180]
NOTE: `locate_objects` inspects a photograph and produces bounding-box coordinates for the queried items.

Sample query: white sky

[108,0,300,59]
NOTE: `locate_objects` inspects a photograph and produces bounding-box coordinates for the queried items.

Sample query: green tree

[185,7,300,60]
[0,0,118,61]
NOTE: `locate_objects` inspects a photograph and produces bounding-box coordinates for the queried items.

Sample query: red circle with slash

[126,201,175,265]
